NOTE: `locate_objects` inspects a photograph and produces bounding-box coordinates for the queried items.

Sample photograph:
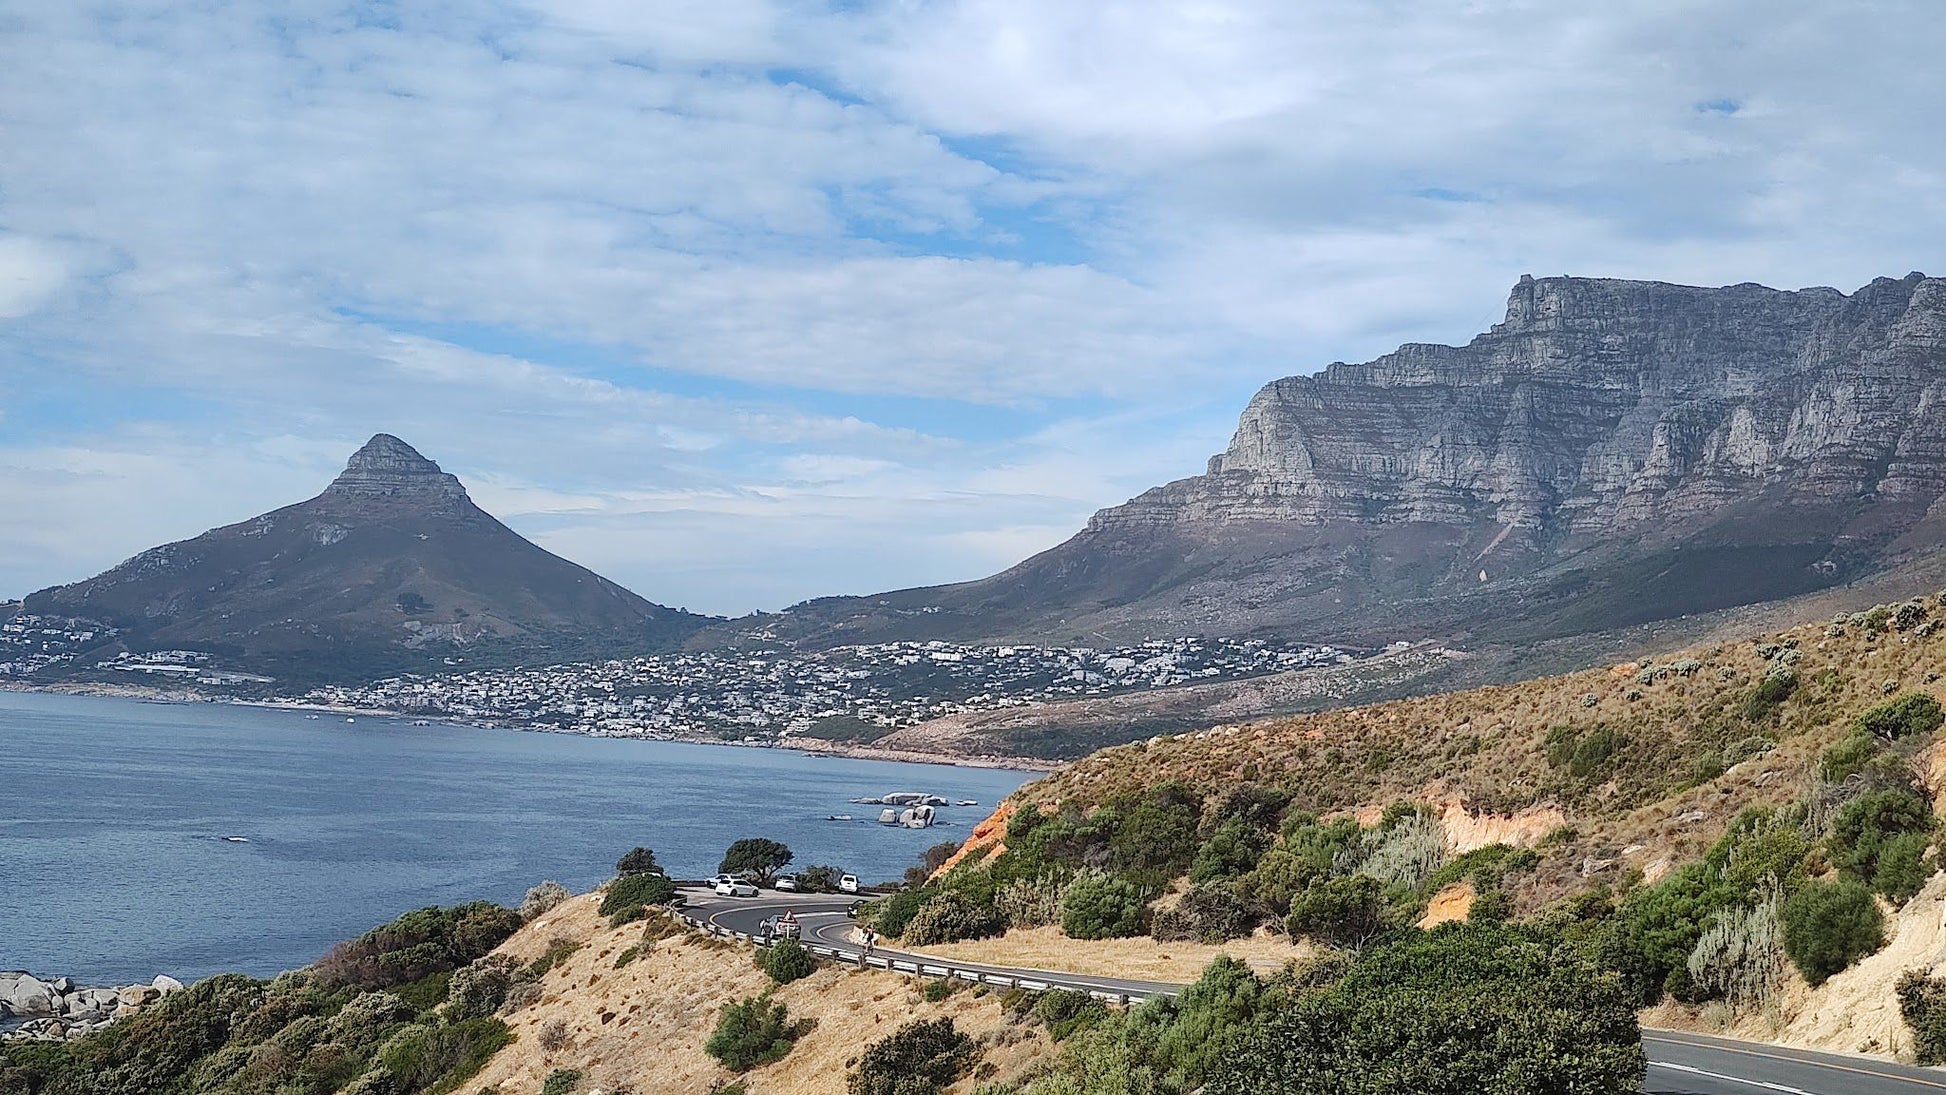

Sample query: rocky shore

[0,971,184,1041]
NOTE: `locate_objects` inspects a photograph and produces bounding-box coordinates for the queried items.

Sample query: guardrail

[674,912,1175,1007]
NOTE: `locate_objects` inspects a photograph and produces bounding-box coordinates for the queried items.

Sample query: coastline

[0,680,1059,773]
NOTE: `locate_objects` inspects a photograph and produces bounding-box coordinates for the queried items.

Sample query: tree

[720,838,793,883]
[1061,870,1147,940]
[1781,879,1885,986]
[1285,875,1392,949]
[615,846,663,876]
[798,864,842,892]
[1828,789,1934,893]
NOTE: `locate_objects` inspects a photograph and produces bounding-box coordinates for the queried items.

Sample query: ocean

[0,690,1036,984]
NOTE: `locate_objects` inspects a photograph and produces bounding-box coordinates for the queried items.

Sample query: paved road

[683,889,1946,1093]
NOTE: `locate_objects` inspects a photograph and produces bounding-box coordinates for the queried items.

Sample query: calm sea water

[0,691,1036,984]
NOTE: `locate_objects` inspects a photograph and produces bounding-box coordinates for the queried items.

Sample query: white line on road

[1650,1061,1817,1094]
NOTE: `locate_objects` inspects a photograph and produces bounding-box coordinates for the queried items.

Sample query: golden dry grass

[908,924,1305,983]
[474,893,1055,1094]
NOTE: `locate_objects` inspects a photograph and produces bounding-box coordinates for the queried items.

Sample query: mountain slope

[774,272,1946,650]
[25,435,708,680]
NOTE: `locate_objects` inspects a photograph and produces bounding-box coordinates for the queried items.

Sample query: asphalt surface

[684,888,1946,1093]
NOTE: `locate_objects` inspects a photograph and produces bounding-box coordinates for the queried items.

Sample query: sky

[3,1,1944,616]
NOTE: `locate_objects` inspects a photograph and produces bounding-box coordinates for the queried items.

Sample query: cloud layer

[3,1,1943,614]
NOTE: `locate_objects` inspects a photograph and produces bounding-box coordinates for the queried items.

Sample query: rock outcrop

[0,971,182,1042]
[25,435,712,682]
[781,273,1946,649]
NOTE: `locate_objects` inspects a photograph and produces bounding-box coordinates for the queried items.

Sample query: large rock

[118,984,160,1007]
[151,974,183,993]
[5,975,53,1017]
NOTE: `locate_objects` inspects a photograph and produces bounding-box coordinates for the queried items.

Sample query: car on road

[714,879,759,897]
[705,873,737,889]
[839,874,861,893]
[773,877,800,892]
[761,914,802,939]
[847,900,865,919]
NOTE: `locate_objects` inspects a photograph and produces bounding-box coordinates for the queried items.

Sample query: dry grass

[474,892,1056,1094]
[910,924,1306,983]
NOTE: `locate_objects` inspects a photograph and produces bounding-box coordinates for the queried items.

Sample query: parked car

[839,874,861,894]
[773,877,801,892]
[714,878,759,897]
[705,873,737,889]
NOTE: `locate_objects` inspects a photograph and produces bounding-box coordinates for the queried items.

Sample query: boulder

[152,974,184,993]
[6,975,52,1016]
[118,984,160,1007]
[49,977,73,993]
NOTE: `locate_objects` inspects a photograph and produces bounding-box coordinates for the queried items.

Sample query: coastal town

[301,637,1366,744]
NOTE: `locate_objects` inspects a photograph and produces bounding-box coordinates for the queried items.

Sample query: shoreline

[0,680,1059,773]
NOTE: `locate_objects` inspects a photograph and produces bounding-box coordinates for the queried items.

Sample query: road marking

[1648,1062,1815,1094]
[1645,1033,1946,1091]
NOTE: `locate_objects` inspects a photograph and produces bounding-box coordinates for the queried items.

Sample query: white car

[705,874,737,889]
[714,879,759,897]
[839,874,861,894]
[773,877,801,892]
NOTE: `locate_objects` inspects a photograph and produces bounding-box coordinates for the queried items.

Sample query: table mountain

[27,434,708,680]
[777,271,1946,649]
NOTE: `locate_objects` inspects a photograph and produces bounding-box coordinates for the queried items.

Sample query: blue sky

[3,1,1944,615]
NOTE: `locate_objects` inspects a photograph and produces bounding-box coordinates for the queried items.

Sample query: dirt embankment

[472,894,1055,1094]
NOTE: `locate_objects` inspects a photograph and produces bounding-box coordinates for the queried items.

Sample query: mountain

[775,272,1946,651]
[26,434,708,681]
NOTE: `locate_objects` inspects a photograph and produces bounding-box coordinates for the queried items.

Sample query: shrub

[903,890,1005,946]
[1685,894,1786,1009]
[1286,875,1392,949]
[1031,989,1110,1041]
[444,955,519,1020]
[1780,879,1885,986]
[848,1018,979,1095]
[759,938,817,984]
[1207,924,1644,1095]
[1745,668,1798,719]
[1353,811,1448,891]
[538,1018,573,1052]
[1873,831,1935,904]
[707,996,810,1072]
[524,938,580,979]
[316,903,523,992]
[906,841,963,886]
[541,1068,583,1095]
[995,873,1067,928]
[1544,725,1625,778]
[600,872,677,922]
[865,887,935,938]
[1616,862,1739,1002]
[1190,818,1270,883]
[1135,955,1285,1090]
[1106,783,1204,876]
[1899,970,1946,1065]
[1854,693,1946,741]
[520,880,572,920]
[798,864,842,892]
[1821,732,1879,782]
[1828,789,1934,888]
[616,846,663,876]
[375,1015,513,1093]
[1060,870,1146,940]
[720,838,794,882]
[1151,882,1262,944]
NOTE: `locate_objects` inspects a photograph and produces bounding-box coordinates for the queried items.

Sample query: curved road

[684,888,1946,1093]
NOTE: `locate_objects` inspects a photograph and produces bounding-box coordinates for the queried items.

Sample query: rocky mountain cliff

[779,272,1946,649]
[26,435,708,681]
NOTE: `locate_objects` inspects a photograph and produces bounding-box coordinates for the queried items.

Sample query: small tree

[1780,879,1885,986]
[520,880,571,920]
[706,995,810,1071]
[1286,875,1392,949]
[601,873,677,924]
[798,864,842,892]
[616,846,663,876]
[721,838,794,883]
[903,891,1004,946]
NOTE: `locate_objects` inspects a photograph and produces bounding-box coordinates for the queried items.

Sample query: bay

[0,690,1035,984]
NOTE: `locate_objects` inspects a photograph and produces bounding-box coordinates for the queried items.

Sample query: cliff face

[27,435,709,681]
[784,273,1946,648]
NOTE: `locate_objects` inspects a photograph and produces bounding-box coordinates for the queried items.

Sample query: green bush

[1189,818,1270,883]
[1854,693,1945,741]
[1616,861,1740,1002]
[705,996,810,1072]
[847,1018,979,1095]
[1207,925,1644,1095]
[1898,970,1946,1065]
[1545,725,1625,779]
[1031,989,1110,1041]
[1820,732,1879,782]
[1873,831,1935,904]
[865,887,935,938]
[375,1015,513,1093]
[759,938,818,984]
[1780,879,1885,986]
[1745,669,1798,719]
[316,903,524,992]
[1060,871,1146,940]
[523,938,580,979]
[798,864,842,892]
[541,1068,582,1095]
[1285,875,1392,949]
[599,872,677,920]
[902,890,1005,946]
[444,956,519,1020]
[1151,882,1261,944]
[1828,789,1934,889]
[1132,956,1285,1091]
